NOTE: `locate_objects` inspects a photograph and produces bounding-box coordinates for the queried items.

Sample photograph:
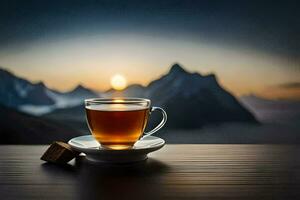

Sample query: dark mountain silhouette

[0,67,100,115]
[46,63,257,130]
[65,84,98,98]
[0,104,82,144]
[0,68,55,107]
[112,63,257,128]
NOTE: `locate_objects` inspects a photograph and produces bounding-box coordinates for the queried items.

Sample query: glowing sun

[110,74,127,90]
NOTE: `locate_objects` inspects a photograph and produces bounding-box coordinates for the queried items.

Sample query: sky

[0,0,299,99]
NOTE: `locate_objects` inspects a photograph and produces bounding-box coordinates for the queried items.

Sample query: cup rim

[85,97,151,104]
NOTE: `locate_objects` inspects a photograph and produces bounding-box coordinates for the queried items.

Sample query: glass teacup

[85,98,167,150]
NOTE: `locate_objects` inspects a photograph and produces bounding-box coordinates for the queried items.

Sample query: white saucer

[68,135,165,163]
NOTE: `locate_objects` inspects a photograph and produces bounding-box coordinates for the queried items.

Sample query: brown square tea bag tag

[41,141,80,164]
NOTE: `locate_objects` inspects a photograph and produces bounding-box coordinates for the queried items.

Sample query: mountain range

[0,68,54,107]
[0,68,99,115]
[2,63,300,144]
[43,64,257,130]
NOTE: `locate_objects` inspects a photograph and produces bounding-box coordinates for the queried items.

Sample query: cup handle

[141,106,167,139]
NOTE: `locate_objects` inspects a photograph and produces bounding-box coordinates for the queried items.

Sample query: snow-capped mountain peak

[0,67,100,115]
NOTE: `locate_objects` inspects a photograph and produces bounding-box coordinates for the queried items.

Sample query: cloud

[278,82,300,89]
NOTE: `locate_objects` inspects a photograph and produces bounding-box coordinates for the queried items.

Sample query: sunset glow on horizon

[0,33,299,100]
[0,1,299,100]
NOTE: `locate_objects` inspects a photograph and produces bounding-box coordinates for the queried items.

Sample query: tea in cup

[85,98,167,150]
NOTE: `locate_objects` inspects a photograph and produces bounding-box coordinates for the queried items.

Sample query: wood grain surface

[0,145,299,200]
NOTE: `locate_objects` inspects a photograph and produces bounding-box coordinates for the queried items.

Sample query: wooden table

[0,145,300,200]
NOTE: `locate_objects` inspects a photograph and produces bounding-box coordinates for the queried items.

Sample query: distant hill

[64,84,99,98]
[0,104,82,144]
[240,95,300,123]
[45,63,257,129]
[0,68,100,115]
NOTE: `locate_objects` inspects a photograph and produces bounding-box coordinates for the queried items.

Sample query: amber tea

[86,104,149,149]
[85,98,167,150]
